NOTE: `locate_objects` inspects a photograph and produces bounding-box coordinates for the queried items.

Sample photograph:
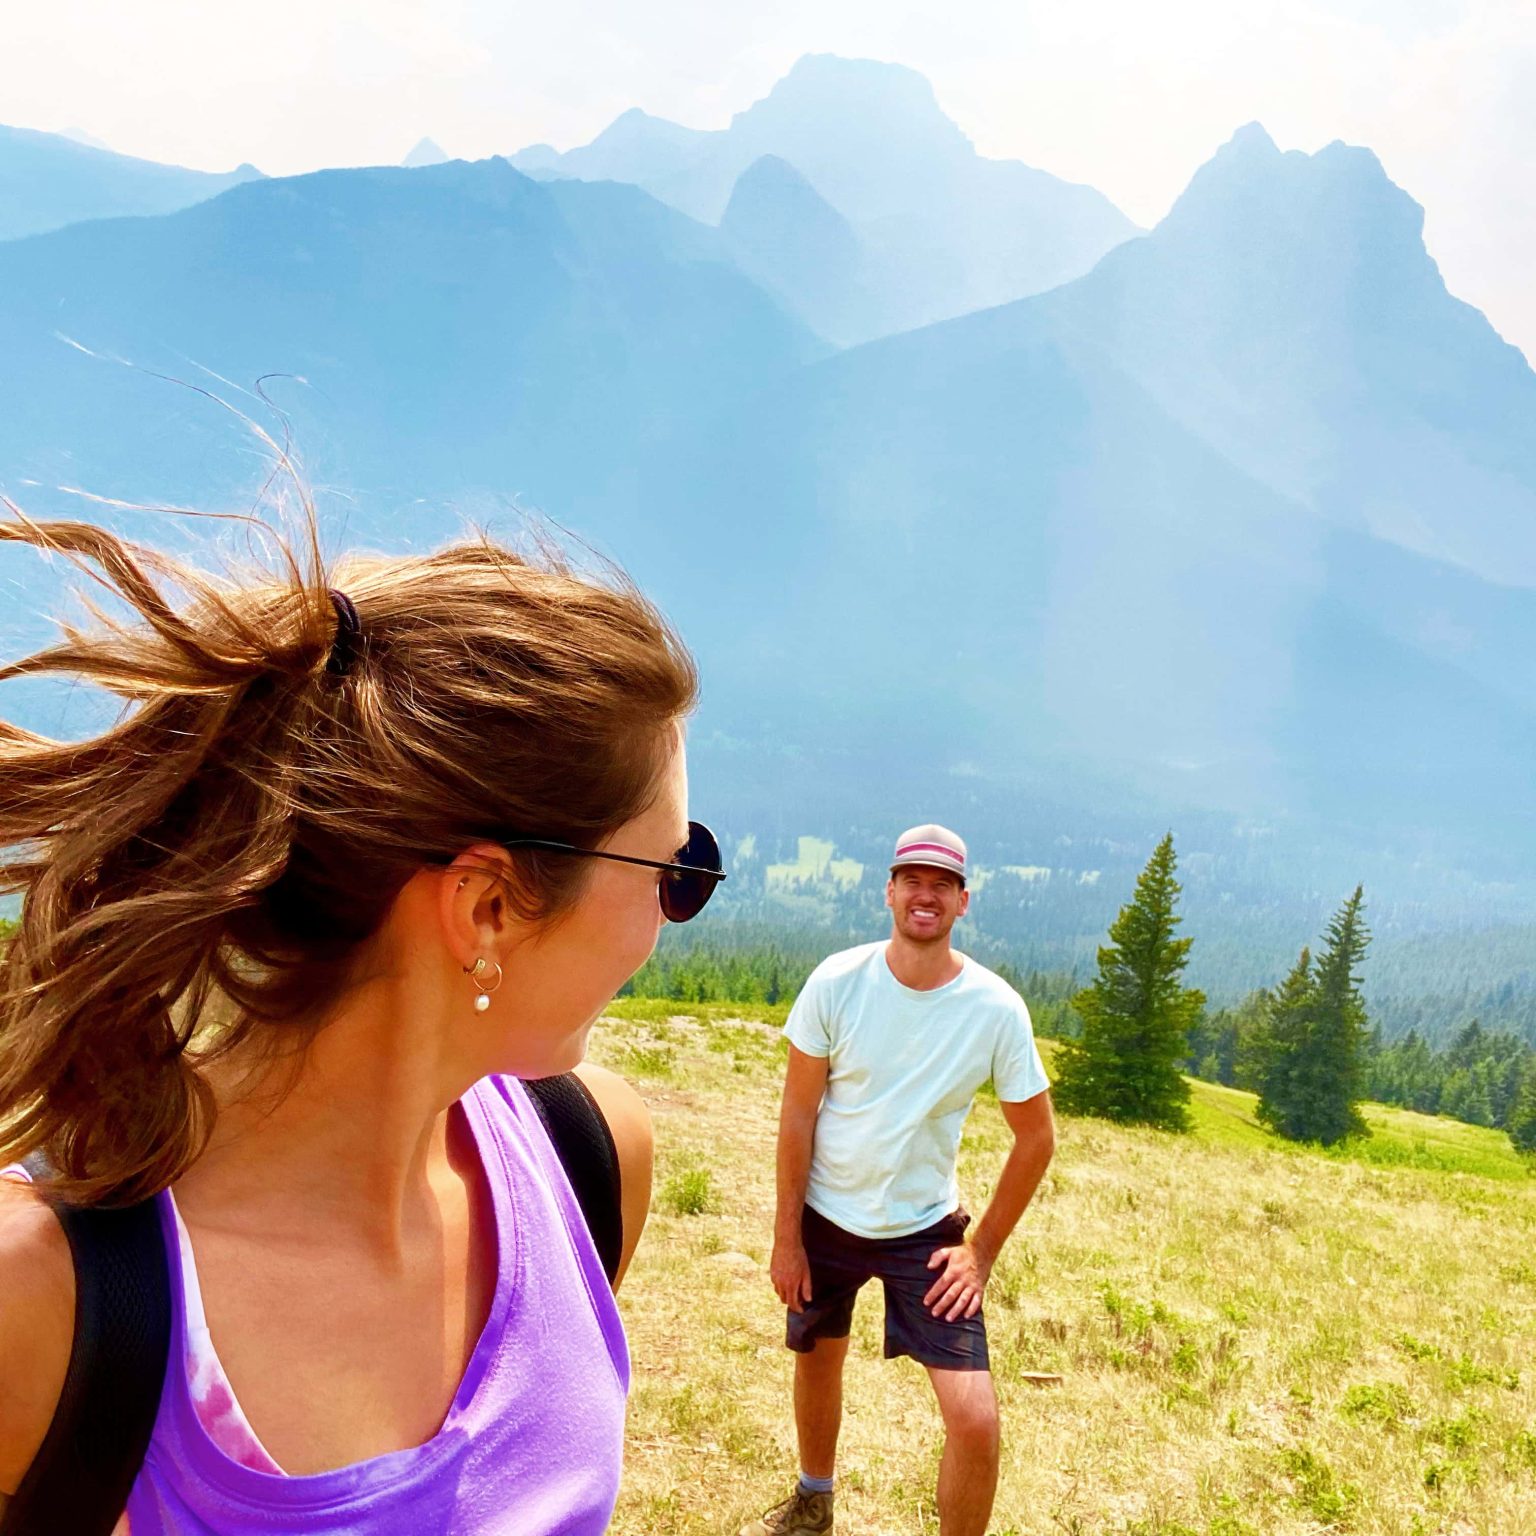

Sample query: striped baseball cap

[890,823,968,881]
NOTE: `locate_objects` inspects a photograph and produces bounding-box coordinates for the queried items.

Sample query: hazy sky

[7,0,1534,356]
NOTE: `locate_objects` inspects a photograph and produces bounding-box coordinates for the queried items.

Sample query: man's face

[886,864,969,945]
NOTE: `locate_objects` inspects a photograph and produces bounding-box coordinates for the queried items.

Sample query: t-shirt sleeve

[993,994,1050,1102]
[783,968,833,1058]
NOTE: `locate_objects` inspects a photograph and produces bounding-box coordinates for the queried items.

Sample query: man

[742,825,1056,1536]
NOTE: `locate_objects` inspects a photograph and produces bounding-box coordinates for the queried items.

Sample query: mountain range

[3,56,1536,988]
[513,55,1138,343]
[0,158,819,531]
[602,123,1536,879]
[0,123,261,242]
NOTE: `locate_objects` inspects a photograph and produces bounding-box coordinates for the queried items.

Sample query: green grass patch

[702,1020,786,1072]
[607,995,790,1028]
[1339,1381,1416,1427]
[1278,1445,1360,1525]
[621,1042,678,1079]
[1184,1077,1530,1180]
[1186,1079,1286,1153]
[1040,1035,1528,1181]
[1506,1428,1536,1473]
[659,1161,718,1217]
[1327,1102,1528,1181]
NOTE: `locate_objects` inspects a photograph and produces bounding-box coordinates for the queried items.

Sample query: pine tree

[1052,834,1205,1132]
[1448,1019,1486,1072]
[1255,887,1371,1145]
[1508,1058,1536,1156]
[1251,949,1313,1137]
[1309,886,1371,1142]
[1493,1050,1529,1127]
[1464,1065,1497,1128]
[1228,988,1275,1092]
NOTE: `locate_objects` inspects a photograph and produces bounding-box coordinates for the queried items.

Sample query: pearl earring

[464,955,503,1013]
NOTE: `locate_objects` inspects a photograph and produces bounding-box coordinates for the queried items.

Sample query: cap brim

[890,857,966,880]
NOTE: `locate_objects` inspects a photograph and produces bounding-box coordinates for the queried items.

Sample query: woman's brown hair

[0,506,697,1205]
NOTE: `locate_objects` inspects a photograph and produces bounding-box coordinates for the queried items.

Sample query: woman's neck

[175,960,486,1256]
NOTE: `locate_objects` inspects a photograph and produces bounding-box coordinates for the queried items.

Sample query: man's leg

[925,1367,1001,1536]
[794,1333,850,1478]
[739,1209,865,1534]
[872,1210,997,1534]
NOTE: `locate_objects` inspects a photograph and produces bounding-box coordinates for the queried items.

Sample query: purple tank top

[122,1075,630,1535]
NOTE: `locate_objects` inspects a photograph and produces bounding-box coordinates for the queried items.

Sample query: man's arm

[770,1044,829,1312]
[924,1089,1056,1321]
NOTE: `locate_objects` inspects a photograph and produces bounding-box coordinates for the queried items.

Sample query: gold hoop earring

[464,956,503,1014]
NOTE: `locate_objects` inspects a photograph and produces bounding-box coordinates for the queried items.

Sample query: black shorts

[786,1203,990,1371]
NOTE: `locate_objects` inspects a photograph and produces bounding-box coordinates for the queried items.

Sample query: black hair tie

[326,588,363,677]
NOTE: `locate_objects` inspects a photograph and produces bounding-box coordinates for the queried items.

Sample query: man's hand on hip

[924,1240,991,1321]
[771,1239,814,1312]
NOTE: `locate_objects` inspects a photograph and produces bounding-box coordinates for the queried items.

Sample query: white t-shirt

[783,942,1050,1240]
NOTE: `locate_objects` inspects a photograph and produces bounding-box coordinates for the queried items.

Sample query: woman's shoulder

[0,1177,75,1498]
[569,1063,650,1153]
[570,1064,651,1289]
[476,1067,650,1156]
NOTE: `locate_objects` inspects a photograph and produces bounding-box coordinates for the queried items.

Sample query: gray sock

[798,1471,834,1496]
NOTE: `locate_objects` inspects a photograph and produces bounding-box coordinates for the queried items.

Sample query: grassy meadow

[592,999,1536,1536]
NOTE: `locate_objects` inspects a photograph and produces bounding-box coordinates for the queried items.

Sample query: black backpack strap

[522,1073,624,1286]
[1,1157,172,1536]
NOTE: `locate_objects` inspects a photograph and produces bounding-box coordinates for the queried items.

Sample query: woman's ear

[439,843,524,969]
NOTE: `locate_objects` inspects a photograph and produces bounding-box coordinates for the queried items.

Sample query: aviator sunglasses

[501,820,726,922]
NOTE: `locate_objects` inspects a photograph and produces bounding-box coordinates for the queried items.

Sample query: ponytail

[0,511,338,1202]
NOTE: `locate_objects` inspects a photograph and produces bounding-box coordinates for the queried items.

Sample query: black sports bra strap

[1,1157,172,1536]
[522,1073,625,1286]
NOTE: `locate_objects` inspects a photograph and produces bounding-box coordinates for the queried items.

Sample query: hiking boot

[738,1486,833,1535]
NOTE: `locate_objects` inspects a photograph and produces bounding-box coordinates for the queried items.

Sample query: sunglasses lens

[660,822,723,923]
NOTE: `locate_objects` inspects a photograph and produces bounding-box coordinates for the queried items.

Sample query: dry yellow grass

[591,1002,1536,1536]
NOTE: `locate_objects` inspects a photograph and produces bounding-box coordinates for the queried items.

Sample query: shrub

[1506,1427,1536,1473]
[1394,1332,1443,1362]
[660,1162,717,1216]
[1339,1382,1415,1427]
[623,1042,677,1079]
[1279,1446,1359,1525]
